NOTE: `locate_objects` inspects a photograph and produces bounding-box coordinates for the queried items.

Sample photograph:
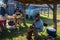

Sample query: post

[53,3,57,31]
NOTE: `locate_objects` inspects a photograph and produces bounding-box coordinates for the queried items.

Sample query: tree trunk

[23,4,26,26]
[48,7,49,17]
[53,4,57,31]
[47,4,57,31]
[23,3,30,26]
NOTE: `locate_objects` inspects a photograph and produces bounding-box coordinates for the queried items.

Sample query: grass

[0,10,60,40]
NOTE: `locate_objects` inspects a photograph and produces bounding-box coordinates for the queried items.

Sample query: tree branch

[47,4,54,11]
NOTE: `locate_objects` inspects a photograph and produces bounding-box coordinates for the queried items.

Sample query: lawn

[0,10,60,40]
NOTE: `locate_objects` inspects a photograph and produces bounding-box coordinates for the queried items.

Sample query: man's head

[35,13,40,21]
[2,4,7,8]
[16,7,19,10]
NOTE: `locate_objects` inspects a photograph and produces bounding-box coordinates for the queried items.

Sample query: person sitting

[33,13,44,40]
[14,7,22,27]
[27,13,44,40]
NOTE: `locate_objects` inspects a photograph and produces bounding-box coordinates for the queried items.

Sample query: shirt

[34,19,44,32]
[0,7,6,16]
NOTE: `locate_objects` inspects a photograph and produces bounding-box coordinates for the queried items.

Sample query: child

[14,7,22,27]
[26,26,34,40]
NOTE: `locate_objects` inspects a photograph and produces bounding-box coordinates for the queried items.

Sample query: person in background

[14,7,22,27]
[0,4,7,31]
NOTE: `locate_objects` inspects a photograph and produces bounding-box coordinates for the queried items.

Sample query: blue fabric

[8,21,14,26]
[34,19,44,32]
[7,4,15,15]
[3,0,8,4]
[0,7,6,16]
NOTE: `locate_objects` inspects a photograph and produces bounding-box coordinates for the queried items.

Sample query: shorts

[0,20,6,25]
[16,14,20,16]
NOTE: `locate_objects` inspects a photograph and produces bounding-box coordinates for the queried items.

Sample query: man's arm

[40,20,44,32]
[32,22,39,30]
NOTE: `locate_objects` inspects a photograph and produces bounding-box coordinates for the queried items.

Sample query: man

[27,13,44,40]
[0,4,7,28]
[33,13,44,40]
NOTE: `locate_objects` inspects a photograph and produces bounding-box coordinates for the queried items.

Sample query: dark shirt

[14,10,22,16]
[14,9,22,14]
[0,7,6,16]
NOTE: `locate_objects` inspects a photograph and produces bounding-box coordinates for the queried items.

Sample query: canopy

[16,0,60,4]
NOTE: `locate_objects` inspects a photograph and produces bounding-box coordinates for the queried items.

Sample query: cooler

[46,27,56,37]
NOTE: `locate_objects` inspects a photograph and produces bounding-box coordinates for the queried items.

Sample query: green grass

[0,10,60,40]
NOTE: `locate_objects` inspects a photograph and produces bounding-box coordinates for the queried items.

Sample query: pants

[33,29,38,40]
[33,28,41,40]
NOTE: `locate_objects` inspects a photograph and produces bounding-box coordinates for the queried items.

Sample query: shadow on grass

[0,16,60,40]
[0,25,28,40]
[55,35,60,40]
[35,35,60,40]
